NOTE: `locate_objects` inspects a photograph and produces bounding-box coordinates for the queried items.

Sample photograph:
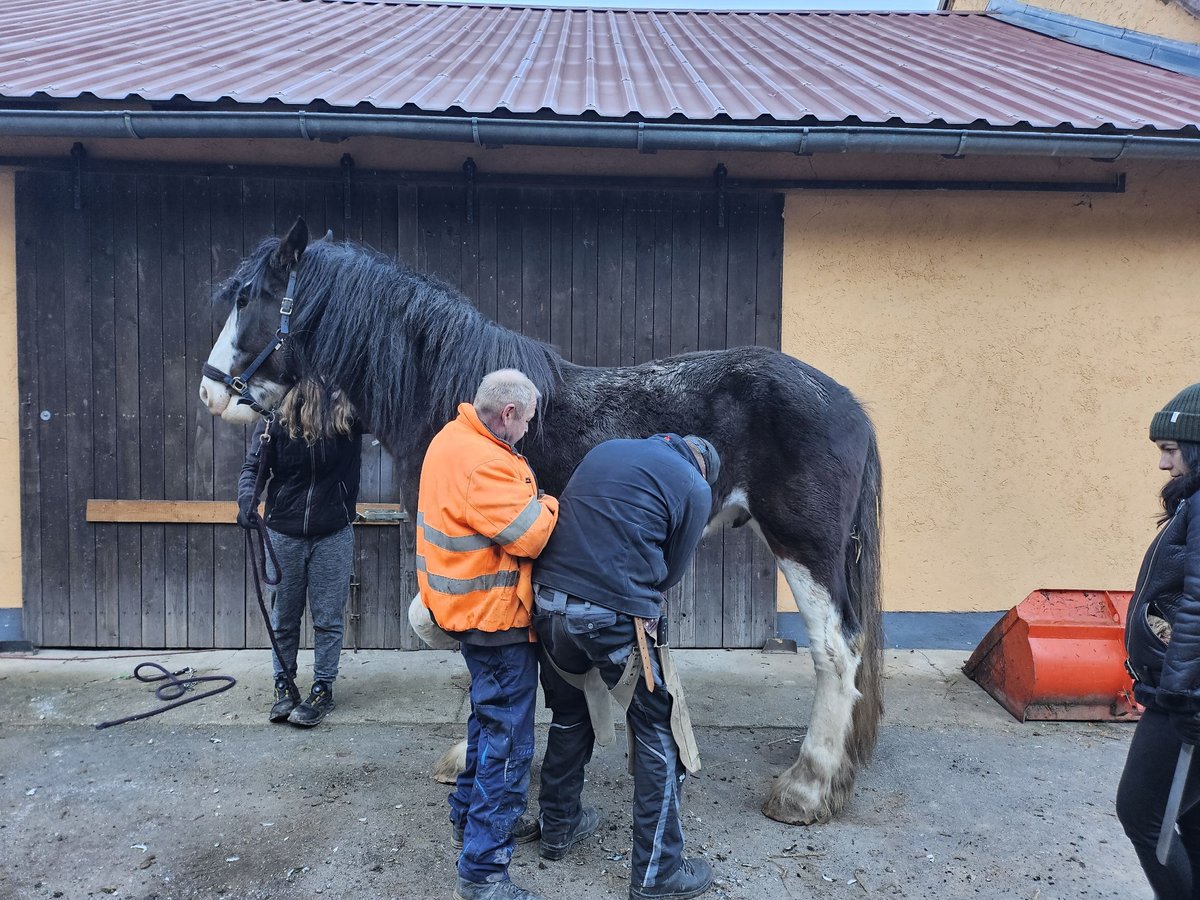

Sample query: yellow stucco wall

[0,171,20,608]
[950,0,1200,43]
[781,165,1200,612]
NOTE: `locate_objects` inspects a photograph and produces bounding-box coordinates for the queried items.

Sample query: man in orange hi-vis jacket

[417,368,559,900]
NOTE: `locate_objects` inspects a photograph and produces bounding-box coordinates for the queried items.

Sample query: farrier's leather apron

[542,608,701,774]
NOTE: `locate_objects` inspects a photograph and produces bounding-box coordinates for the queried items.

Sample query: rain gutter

[2,109,1200,161]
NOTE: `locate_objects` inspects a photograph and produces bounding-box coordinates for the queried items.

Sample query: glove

[1169,711,1200,746]
[236,498,257,529]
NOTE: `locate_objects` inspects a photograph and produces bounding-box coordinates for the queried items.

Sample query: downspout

[2,109,1200,160]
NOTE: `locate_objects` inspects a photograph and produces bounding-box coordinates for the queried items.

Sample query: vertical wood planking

[160,177,190,647]
[569,191,598,367]
[242,177,275,649]
[750,195,785,644]
[520,190,551,344]
[14,174,43,645]
[631,193,657,365]
[594,194,623,367]
[547,190,573,356]
[136,176,167,648]
[63,172,97,646]
[495,189,524,335]
[90,175,120,646]
[111,174,143,648]
[692,194,727,647]
[209,176,247,647]
[33,175,71,645]
[183,176,216,647]
[12,175,783,651]
[721,197,764,647]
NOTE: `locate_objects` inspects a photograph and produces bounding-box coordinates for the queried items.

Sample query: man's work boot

[288,681,335,727]
[269,676,299,723]
[453,876,542,899]
[539,806,599,861]
[452,814,540,851]
[629,857,714,900]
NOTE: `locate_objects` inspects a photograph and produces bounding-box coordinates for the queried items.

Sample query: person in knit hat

[1118,382,1200,897]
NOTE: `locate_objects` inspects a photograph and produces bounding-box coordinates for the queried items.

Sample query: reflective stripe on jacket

[416,402,558,641]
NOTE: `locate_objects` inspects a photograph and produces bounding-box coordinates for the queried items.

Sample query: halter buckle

[280,298,294,316]
[230,376,248,393]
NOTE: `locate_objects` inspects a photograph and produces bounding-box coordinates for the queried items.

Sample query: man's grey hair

[473,369,541,418]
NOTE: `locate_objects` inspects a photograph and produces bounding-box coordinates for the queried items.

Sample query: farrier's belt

[535,588,701,774]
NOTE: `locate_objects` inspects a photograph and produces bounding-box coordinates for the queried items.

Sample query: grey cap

[682,435,721,487]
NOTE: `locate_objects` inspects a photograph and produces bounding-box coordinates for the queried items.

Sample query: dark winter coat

[1125,496,1200,711]
[532,433,712,619]
[238,418,363,538]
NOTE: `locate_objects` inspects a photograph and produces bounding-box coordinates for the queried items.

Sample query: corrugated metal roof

[4,0,1200,132]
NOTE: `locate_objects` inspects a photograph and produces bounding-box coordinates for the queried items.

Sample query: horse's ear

[323,229,334,243]
[275,217,309,268]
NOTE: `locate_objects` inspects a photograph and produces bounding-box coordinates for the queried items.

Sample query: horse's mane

[235,236,561,452]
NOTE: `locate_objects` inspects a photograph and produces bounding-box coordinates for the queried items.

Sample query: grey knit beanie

[682,435,721,487]
[1150,383,1200,443]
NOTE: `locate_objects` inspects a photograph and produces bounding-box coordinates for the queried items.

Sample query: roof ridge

[986,0,1200,78]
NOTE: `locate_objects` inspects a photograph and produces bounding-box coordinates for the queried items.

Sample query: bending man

[532,433,720,900]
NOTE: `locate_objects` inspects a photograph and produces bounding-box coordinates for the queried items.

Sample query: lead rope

[95,420,300,728]
[244,420,302,708]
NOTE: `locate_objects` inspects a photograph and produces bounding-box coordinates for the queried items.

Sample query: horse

[198,217,883,826]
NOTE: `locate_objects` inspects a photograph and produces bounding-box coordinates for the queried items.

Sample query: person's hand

[1170,710,1200,745]
[236,499,257,529]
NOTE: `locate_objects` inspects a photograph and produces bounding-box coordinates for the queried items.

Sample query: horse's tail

[848,425,883,767]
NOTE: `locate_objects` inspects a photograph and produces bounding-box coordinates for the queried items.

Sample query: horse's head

[199,218,311,423]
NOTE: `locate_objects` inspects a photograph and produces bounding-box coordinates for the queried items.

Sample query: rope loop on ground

[94,662,237,730]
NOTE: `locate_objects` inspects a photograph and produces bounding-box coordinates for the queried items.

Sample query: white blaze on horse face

[199,307,285,424]
[199,308,238,416]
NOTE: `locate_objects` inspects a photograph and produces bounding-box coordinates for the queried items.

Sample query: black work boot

[288,681,335,727]
[453,877,542,900]
[629,857,714,900]
[452,814,540,851]
[269,676,300,723]
[539,806,599,861]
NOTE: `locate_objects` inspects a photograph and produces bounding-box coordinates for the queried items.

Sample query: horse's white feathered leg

[763,559,862,825]
[406,594,467,782]
[433,739,468,785]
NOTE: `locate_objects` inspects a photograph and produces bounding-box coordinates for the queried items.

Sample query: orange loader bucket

[963,589,1141,722]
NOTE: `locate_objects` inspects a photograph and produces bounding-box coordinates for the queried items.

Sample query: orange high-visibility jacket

[416,402,558,640]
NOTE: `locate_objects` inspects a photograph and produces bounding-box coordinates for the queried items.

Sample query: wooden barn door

[15,169,780,649]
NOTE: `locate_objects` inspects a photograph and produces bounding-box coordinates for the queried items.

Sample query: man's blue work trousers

[451,640,538,885]
[532,589,687,891]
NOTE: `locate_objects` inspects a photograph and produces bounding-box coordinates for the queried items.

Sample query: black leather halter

[202,268,297,417]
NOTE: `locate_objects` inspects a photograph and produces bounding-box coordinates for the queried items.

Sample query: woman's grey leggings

[266,525,354,685]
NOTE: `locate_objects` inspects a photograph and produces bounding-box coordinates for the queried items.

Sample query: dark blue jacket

[533,434,713,619]
[1126,496,1200,711]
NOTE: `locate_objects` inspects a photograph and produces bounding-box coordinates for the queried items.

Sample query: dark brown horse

[198,217,882,825]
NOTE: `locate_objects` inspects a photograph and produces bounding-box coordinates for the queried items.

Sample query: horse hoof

[761,798,829,826]
[433,738,468,784]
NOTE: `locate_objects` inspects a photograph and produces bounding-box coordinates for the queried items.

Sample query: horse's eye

[236,292,250,310]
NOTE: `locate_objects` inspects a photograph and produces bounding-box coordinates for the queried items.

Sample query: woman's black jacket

[1125,496,1200,711]
[237,418,363,538]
